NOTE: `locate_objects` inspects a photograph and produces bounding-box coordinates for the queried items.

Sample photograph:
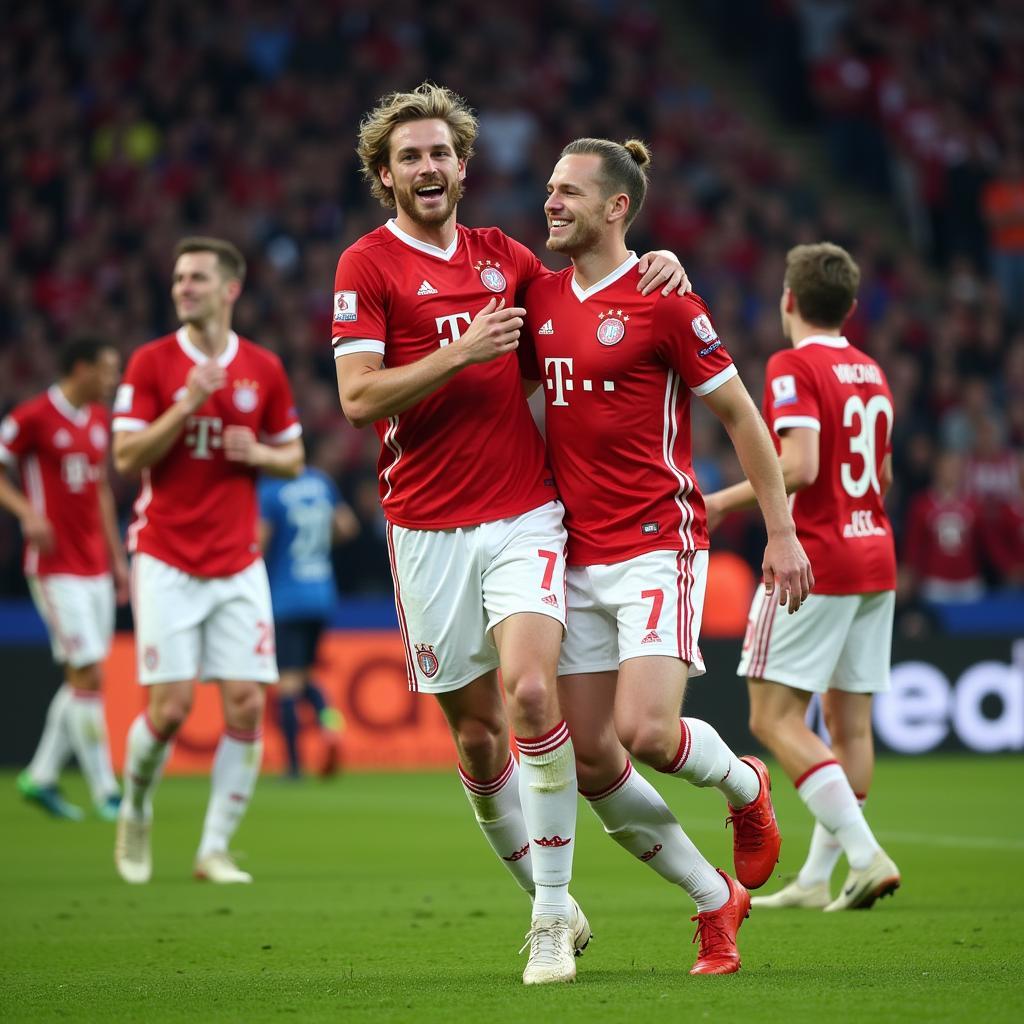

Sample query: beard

[394,178,463,226]
[545,216,601,256]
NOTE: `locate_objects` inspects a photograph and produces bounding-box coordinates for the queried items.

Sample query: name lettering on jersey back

[435,312,472,347]
[185,415,223,459]
[832,363,883,386]
[544,357,616,407]
[843,509,888,538]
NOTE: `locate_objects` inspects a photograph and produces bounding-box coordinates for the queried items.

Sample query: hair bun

[622,139,652,169]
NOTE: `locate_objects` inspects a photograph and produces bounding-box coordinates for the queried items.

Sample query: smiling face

[379,119,466,229]
[544,153,618,257]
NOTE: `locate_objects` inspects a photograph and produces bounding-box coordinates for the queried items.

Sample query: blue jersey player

[258,466,358,777]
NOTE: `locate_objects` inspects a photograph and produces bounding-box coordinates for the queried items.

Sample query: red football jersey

[113,329,301,577]
[0,386,111,576]
[904,490,984,584]
[762,335,896,594]
[331,220,557,529]
[522,254,737,566]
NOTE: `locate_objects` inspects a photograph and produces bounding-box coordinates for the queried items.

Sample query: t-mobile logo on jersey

[543,357,616,407]
[185,415,223,459]
[435,312,472,347]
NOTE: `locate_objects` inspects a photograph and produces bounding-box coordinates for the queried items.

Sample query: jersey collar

[795,334,849,349]
[47,384,89,427]
[571,252,639,302]
[176,327,239,367]
[385,219,460,262]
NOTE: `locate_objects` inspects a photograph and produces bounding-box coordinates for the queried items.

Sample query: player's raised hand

[20,508,55,554]
[762,529,814,614]
[637,250,692,297]
[223,425,260,465]
[457,297,527,365]
[184,361,227,411]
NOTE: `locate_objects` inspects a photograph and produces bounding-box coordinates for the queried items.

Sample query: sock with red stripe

[584,762,728,912]
[459,754,534,896]
[661,718,760,807]
[66,689,119,804]
[123,712,174,822]
[797,794,868,887]
[797,761,879,870]
[197,730,264,860]
[26,682,73,787]
[516,722,576,919]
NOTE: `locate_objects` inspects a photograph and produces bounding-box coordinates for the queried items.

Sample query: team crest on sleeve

[772,374,798,407]
[691,314,719,344]
[597,309,629,346]
[113,384,134,414]
[232,379,260,413]
[474,260,507,293]
[334,290,358,322]
[415,643,439,678]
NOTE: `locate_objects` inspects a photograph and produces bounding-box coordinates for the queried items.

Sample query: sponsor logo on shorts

[641,521,659,535]
[415,643,439,678]
[503,843,530,862]
[144,645,159,670]
[533,835,572,848]
[639,843,663,862]
[641,630,661,645]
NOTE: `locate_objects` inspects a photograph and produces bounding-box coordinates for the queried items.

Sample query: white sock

[797,795,867,887]
[122,712,173,821]
[66,688,119,804]
[584,762,728,912]
[516,722,576,919]
[26,683,73,786]
[797,761,879,870]
[197,729,263,860]
[661,718,760,807]
[459,754,534,896]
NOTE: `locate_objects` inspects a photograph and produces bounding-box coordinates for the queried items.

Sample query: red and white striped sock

[66,688,118,804]
[458,754,533,896]
[660,718,759,807]
[123,712,174,821]
[583,762,728,912]
[797,761,879,870]
[197,728,264,860]
[797,793,868,887]
[516,721,576,919]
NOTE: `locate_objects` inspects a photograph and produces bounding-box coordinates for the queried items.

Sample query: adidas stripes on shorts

[558,549,708,677]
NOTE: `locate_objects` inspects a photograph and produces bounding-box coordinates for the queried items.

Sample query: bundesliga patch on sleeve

[691,314,722,357]
[771,374,798,407]
[334,291,358,323]
[113,384,134,414]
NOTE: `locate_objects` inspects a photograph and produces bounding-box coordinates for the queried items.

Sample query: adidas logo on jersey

[538,319,554,335]
[641,630,661,644]
[542,593,559,607]
[417,280,438,295]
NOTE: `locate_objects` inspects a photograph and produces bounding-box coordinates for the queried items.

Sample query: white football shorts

[737,588,895,694]
[387,500,568,694]
[28,573,114,669]
[131,553,278,685]
[559,549,709,677]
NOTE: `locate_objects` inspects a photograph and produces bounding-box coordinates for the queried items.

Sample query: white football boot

[825,850,900,911]
[750,878,831,909]
[521,914,576,985]
[568,894,592,955]
[194,851,253,884]
[115,814,152,884]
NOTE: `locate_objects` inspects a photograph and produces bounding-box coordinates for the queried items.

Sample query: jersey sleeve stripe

[0,443,14,466]
[261,423,303,445]
[773,415,821,432]
[111,416,149,432]
[332,338,385,357]
[690,364,738,396]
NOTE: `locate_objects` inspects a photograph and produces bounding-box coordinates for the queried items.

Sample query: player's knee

[225,685,265,730]
[823,709,868,746]
[621,721,675,768]
[455,716,505,768]
[573,744,619,792]
[149,697,191,735]
[506,672,553,728]
[69,664,103,692]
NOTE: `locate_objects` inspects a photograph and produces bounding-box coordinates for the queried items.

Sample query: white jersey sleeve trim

[112,416,149,433]
[262,422,304,445]
[773,415,821,432]
[0,443,15,466]
[333,338,386,359]
[690,364,738,397]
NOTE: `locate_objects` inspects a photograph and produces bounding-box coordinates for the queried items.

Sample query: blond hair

[784,243,860,327]
[357,82,478,209]
[560,138,652,227]
[174,236,246,283]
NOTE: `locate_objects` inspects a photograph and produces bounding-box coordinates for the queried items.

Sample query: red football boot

[726,756,781,889]
[689,870,750,975]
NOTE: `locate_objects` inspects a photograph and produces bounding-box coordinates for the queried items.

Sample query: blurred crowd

[1,0,1021,621]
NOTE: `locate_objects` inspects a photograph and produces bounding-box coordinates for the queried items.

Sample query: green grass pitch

[2,756,1022,1023]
